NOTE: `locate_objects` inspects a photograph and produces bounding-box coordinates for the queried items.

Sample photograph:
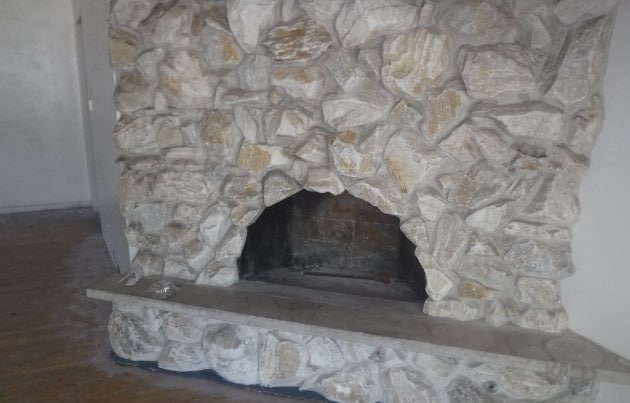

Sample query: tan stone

[262,18,331,62]
[237,143,291,175]
[159,50,214,109]
[448,0,518,45]
[458,280,497,300]
[110,26,141,69]
[271,67,326,100]
[200,27,244,70]
[424,88,469,142]
[199,110,242,163]
[305,168,345,195]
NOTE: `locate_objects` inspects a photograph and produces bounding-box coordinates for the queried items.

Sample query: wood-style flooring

[0,208,304,402]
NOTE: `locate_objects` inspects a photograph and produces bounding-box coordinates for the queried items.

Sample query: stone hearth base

[88,275,630,403]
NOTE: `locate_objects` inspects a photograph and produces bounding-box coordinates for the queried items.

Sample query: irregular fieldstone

[158,342,207,372]
[433,213,470,268]
[109,311,165,361]
[347,176,405,216]
[263,18,331,62]
[220,89,269,107]
[425,87,469,142]
[335,0,417,48]
[458,44,536,103]
[466,233,500,257]
[137,48,165,82]
[203,324,259,385]
[517,307,569,333]
[152,171,212,204]
[263,172,302,206]
[325,50,369,93]
[485,300,509,327]
[322,82,395,130]
[358,47,382,80]
[423,300,484,321]
[449,163,511,209]
[447,377,505,403]
[259,333,310,387]
[214,226,247,262]
[458,280,498,300]
[201,2,230,33]
[549,17,611,106]
[298,0,344,24]
[199,203,232,249]
[164,314,206,344]
[163,257,197,280]
[295,135,328,164]
[199,110,242,162]
[305,168,345,195]
[236,54,272,91]
[231,201,264,227]
[159,50,213,109]
[498,367,565,399]
[382,27,451,98]
[185,241,214,272]
[553,0,618,26]
[132,202,169,234]
[234,105,264,142]
[415,189,446,222]
[389,100,422,129]
[465,201,514,232]
[271,66,326,100]
[448,0,518,45]
[523,14,552,50]
[517,277,562,308]
[110,26,141,70]
[305,337,344,369]
[271,108,314,139]
[329,130,378,179]
[113,0,158,30]
[226,0,280,53]
[504,221,571,243]
[114,69,154,114]
[384,130,445,193]
[382,367,435,403]
[237,143,292,175]
[504,240,574,279]
[149,0,191,47]
[424,267,456,301]
[476,103,565,142]
[523,174,579,225]
[400,216,430,250]
[438,123,482,163]
[318,364,377,403]
[459,256,511,290]
[195,260,238,287]
[113,116,160,156]
[222,174,262,203]
[473,126,516,165]
[569,96,603,155]
[200,27,244,70]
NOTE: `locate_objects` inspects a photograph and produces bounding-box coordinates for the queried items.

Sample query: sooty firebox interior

[238,191,427,301]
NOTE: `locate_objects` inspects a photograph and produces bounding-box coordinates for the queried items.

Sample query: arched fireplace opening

[238,190,427,301]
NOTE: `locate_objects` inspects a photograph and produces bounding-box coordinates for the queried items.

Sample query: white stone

[497,367,566,399]
[329,131,378,179]
[347,176,405,216]
[109,311,165,361]
[423,87,470,142]
[185,242,214,272]
[423,300,484,321]
[110,26,141,70]
[322,82,395,130]
[517,277,562,308]
[262,18,331,62]
[163,257,197,280]
[159,50,214,109]
[272,108,314,139]
[305,168,345,195]
[114,70,153,114]
[476,103,565,142]
[152,171,212,204]
[203,324,259,385]
[466,233,500,257]
[237,143,292,175]
[474,127,516,165]
[448,0,518,45]
[382,27,451,98]
[438,123,482,163]
[113,0,158,30]
[231,201,264,228]
[358,47,382,80]
[306,337,344,369]
[459,256,511,290]
[263,172,302,206]
[389,100,422,129]
[335,0,417,47]
[523,174,579,225]
[570,96,603,155]
[222,174,262,203]
[550,17,611,106]
[158,342,208,372]
[382,367,436,403]
[199,203,232,248]
[236,53,272,91]
[200,27,243,70]
[553,0,618,26]
[517,308,569,333]
[133,202,169,234]
[325,50,369,93]
[449,163,511,209]
[295,135,328,164]
[150,0,191,47]
[415,189,446,222]
[271,66,326,100]
[221,89,269,106]
[384,129,445,194]
[164,147,207,166]
[485,300,509,327]
[433,213,469,268]
[523,14,552,50]
[113,116,160,156]
[424,268,456,301]
[137,48,165,82]
[195,261,238,287]
[259,333,311,387]
[504,221,571,243]
[214,227,247,262]
[458,44,536,103]
[400,216,430,250]
[317,364,378,403]
[226,0,280,53]
[504,240,574,279]
[234,105,264,143]
[465,202,513,232]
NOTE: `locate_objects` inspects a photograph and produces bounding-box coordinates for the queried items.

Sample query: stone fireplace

[87,0,630,401]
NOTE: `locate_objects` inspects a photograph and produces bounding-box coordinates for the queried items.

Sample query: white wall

[0,0,92,212]
[73,0,130,272]
[563,3,630,400]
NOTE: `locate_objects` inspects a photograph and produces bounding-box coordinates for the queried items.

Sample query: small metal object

[483,380,499,394]
[148,279,177,300]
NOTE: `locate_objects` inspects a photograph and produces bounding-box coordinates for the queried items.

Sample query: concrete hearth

[94,0,624,400]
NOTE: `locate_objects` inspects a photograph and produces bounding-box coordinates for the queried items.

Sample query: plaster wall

[0,0,91,212]
[563,1,630,400]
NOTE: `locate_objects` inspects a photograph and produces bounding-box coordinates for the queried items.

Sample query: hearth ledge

[87,274,630,385]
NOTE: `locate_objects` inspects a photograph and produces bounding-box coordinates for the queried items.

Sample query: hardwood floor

[0,208,304,402]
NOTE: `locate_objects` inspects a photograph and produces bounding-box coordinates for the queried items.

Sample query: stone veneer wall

[111,0,617,334]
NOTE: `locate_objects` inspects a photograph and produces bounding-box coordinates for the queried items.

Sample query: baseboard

[0,200,94,215]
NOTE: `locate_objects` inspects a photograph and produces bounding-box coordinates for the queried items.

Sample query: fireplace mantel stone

[100,0,624,400]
